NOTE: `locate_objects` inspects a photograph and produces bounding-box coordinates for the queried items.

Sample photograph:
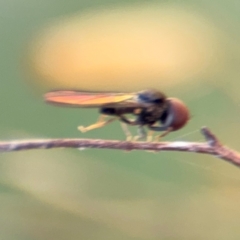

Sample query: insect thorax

[136,105,166,125]
[100,107,135,116]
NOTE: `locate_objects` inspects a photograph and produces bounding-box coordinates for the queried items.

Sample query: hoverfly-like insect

[44,89,189,141]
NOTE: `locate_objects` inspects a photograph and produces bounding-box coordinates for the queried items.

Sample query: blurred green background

[1,0,240,239]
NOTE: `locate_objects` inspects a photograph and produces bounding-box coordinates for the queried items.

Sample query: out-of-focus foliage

[29,5,221,92]
[1,0,240,239]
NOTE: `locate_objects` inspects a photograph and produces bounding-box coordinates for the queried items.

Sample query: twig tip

[201,127,220,147]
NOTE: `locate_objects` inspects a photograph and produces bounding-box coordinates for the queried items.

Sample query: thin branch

[0,127,240,168]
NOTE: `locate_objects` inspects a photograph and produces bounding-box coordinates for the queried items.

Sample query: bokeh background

[1,0,240,239]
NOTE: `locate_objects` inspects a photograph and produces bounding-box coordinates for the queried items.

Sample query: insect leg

[78,115,117,133]
[146,130,154,142]
[134,125,146,141]
[155,127,173,141]
[148,124,173,141]
[119,115,138,125]
[120,122,132,141]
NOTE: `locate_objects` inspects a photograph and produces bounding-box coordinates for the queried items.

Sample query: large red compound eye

[167,98,190,131]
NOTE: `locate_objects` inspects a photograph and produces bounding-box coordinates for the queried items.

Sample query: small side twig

[0,127,240,168]
[201,127,221,147]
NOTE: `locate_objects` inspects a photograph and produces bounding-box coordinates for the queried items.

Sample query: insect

[44,89,190,141]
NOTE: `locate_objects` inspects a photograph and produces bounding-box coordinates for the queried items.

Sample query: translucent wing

[44,90,140,108]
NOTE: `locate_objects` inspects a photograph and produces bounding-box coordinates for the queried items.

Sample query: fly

[44,89,190,141]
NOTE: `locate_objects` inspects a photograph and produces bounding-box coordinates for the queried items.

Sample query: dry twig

[0,127,240,168]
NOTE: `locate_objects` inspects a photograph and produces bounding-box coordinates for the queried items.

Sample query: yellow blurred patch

[29,4,222,92]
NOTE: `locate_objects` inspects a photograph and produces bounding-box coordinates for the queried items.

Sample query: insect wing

[44,91,136,108]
